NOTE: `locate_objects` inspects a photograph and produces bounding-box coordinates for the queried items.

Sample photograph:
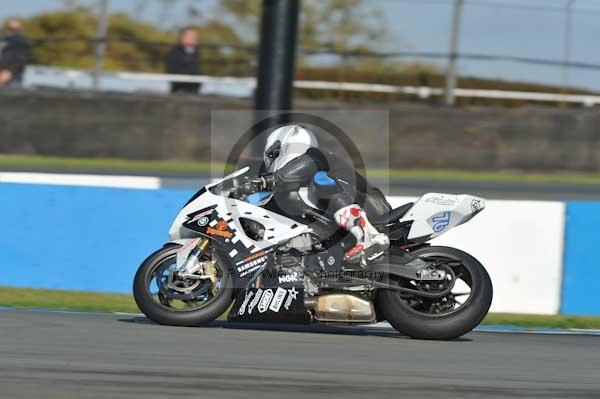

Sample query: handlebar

[229,177,264,200]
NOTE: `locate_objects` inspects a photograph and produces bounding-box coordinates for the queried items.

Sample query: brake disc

[167,271,201,294]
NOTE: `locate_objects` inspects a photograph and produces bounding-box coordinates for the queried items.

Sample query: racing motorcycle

[133,167,493,340]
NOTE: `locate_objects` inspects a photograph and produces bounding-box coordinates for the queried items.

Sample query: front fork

[175,238,218,291]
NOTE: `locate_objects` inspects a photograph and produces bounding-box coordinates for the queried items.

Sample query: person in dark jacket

[165,27,202,94]
[0,19,31,87]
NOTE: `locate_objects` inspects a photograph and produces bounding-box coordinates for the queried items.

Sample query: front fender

[166,239,195,247]
[166,238,200,270]
[167,237,219,269]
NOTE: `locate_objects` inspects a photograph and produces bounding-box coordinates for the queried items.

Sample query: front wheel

[133,244,234,326]
[376,246,493,340]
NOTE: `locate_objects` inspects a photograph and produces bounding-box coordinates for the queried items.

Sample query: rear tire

[133,244,234,326]
[376,246,493,340]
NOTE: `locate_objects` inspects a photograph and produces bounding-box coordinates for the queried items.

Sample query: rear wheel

[133,244,234,326]
[376,246,493,340]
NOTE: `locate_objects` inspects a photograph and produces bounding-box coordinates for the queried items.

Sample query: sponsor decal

[239,264,263,277]
[207,227,233,239]
[309,212,330,224]
[247,288,263,314]
[237,290,254,316]
[432,212,451,232]
[216,220,228,231]
[206,219,233,238]
[278,271,298,284]
[237,256,267,277]
[425,196,458,207]
[236,250,268,266]
[284,286,298,310]
[257,289,274,313]
[189,209,213,223]
[269,287,287,312]
[197,216,209,227]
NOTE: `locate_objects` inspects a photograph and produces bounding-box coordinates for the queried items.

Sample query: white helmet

[263,125,318,172]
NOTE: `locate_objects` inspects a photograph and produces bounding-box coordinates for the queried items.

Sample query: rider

[253,124,390,264]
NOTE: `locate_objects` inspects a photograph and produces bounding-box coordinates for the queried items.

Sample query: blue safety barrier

[561,201,600,316]
[0,183,194,293]
[2,181,600,316]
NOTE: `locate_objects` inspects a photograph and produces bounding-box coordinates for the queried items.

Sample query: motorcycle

[133,167,493,340]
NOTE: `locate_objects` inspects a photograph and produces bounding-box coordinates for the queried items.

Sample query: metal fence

[23,32,600,106]
[10,0,600,105]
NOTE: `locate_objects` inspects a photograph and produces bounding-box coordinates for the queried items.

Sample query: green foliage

[13,4,591,106]
[300,0,386,53]
[23,8,97,68]
[218,0,386,52]
[295,64,595,106]
[193,20,250,76]
[105,13,174,72]
[19,8,245,74]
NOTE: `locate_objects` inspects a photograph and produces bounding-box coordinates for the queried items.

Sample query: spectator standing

[165,27,202,94]
[0,19,31,87]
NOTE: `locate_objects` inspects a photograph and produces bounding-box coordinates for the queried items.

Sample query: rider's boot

[334,204,390,264]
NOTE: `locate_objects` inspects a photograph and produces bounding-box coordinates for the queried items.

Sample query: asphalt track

[1,310,599,399]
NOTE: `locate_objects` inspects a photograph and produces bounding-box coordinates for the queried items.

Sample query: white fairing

[400,193,485,240]
[169,168,311,253]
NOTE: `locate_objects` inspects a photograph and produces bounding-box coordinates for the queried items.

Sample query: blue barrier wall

[0,183,194,293]
[561,201,600,316]
[2,181,600,316]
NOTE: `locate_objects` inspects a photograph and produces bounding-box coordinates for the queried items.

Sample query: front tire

[376,246,493,340]
[133,244,234,326]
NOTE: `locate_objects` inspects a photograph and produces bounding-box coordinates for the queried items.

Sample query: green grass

[0,154,216,175]
[2,154,600,184]
[482,313,600,330]
[1,286,600,329]
[383,169,600,185]
[0,286,139,313]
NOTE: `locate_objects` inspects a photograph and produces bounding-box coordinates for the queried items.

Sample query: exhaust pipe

[305,293,375,323]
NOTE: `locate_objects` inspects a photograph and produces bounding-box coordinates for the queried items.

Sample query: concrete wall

[2,173,597,316]
[2,89,600,172]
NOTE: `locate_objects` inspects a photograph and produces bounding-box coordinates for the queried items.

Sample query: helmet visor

[265,140,281,161]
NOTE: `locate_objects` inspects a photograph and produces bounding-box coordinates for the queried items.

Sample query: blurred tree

[218,0,387,53]
[192,20,252,76]
[353,59,441,75]
[22,8,97,69]
[11,2,586,105]
[19,8,246,74]
[105,13,174,72]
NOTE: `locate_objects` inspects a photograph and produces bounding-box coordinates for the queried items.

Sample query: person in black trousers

[165,27,202,94]
[0,19,31,87]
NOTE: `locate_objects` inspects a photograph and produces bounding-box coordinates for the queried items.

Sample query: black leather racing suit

[262,148,391,221]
